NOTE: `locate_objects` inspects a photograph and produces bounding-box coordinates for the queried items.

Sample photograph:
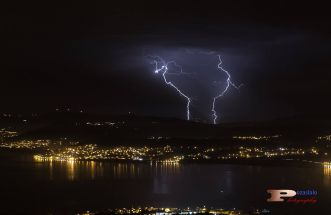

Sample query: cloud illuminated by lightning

[148,55,191,120]
[212,55,243,124]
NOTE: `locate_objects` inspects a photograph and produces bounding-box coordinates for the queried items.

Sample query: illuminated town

[28,145,326,163]
[317,134,331,141]
[1,122,331,164]
[232,135,281,140]
[0,128,18,139]
[0,136,326,164]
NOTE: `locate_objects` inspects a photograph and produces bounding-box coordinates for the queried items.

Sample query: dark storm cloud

[1,1,331,122]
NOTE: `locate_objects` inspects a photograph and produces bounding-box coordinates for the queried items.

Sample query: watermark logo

[267,189,317,204]
[267,190,296,202]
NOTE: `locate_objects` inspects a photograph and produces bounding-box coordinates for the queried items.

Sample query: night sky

[2,1,331,122]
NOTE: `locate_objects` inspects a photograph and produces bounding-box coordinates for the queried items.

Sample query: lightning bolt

[149,55,191,120]
[212,55,242,124]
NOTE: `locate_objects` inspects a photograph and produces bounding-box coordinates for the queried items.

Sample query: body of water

[0,152,330,214]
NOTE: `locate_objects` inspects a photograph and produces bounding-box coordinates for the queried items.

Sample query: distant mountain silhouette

[2,111,331,146]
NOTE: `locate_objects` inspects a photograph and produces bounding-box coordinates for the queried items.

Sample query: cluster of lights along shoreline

[1,115,331,164]
[0,127,329,163]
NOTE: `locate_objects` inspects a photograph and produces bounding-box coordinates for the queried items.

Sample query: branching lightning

[147,52,242,124]
[212,55,242,124]
[149,55,191,120]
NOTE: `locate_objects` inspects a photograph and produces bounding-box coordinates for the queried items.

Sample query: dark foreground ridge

[77,206,271,215]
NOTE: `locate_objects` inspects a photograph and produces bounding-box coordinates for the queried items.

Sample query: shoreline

[0,149,325,167]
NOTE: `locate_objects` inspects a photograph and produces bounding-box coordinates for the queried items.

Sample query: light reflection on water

[34,158,181,181]
[323,162,331,187]
[324,164,331,176]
